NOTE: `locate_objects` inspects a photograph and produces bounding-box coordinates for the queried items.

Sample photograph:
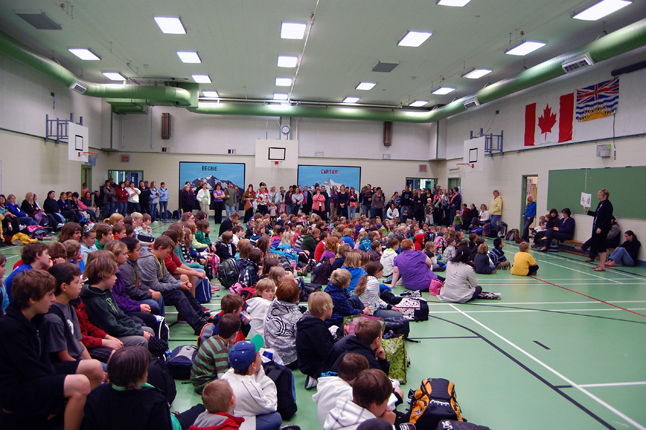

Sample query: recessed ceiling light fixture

[273,93,289,100]
[154,17,186,34]
[356,82,376,91]
[280,22,307,39]
[68,48,100,61]
[275,78,292,86]
[505,41,546,56]
[410,100,429,107]
[102,72,126,81]
[432,87,455,95]
[202,90,219,98]
[343,97,360,104]
[192,74,211,83]
[277,55,298,68]
[177,51,201,63]
[462,68,492,79]
[573,0,631,21]
[437,0,472,6]
[398,31,432,47]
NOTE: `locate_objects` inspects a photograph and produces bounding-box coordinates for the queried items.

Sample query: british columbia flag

[575,77,619,122]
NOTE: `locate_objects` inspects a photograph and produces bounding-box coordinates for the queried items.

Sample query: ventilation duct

[463,96,480,110]
[562,53,594,73]
[69,81,87,94]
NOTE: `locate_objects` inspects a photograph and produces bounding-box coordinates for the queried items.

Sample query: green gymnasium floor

[2,220,645,430]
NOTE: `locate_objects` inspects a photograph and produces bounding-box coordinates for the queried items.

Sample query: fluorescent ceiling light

[273,93,289,100]
[398,31,432,47]
[343,97,359,104]
[192,74,211,83]
[277,55,298,68]
[356,82,376,91]
[68,48,100,61]
[437,0,472,6]
[432,87,455,95]
[202,90,219,98]
[410,100,429,107]
[505,41,546,56]
[573,0,631,21]
[462,68,492,79]
[275,78,292,87]
[281,22,307,39]
[154,17,186,34]
[177,51,201,63]
[102,72,126,81]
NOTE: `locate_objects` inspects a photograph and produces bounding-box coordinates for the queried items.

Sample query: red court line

[530,276,646,318]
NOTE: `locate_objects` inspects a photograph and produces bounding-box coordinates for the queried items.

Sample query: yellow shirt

[511,251,537,276]
[489,196,503,216]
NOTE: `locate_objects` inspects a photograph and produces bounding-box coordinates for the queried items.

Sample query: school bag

[147,335,170,360]
[230,282,256,303]
[262,360,298,420]
[397,297,429,321]
[382,334,407,384]
[197,321,217,348]
[436,421,491,430]
[166,345,198,380]
[195,278,213,303]
[147,356,177,404]
[497,221,508,238]
[406,378,464,430]
[429,279,443,296]
[217,258,240,289]
[311,256,333,285]
[383,317,410,339]
[504,229,518,241]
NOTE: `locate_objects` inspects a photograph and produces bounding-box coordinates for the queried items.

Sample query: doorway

[81,165,92,193]
[447,177,461,192]
[108,170,144,185]
[521,175,538,229]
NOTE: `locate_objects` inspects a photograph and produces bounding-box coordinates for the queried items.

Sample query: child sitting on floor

[246,278,276,338]
[490,237,511,270]
[474,243,497,275]
[511,242,539,276]
[188,379,244,430]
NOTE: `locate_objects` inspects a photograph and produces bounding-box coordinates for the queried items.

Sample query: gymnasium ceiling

[0,0,644,108]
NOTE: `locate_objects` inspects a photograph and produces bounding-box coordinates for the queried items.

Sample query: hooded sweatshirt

[79,284,144,338]
[296,312,335,378]
[221,367,277,430]
[120,259,153,301]
[324,282,363,328]
[323,397,376,430]
[246,296,271,338]
[188,411,245,430]
[264,299,302,365]
[312,376,353,428]
[380,248,397,277]
[137,247,183,293]
[331,335,389,375]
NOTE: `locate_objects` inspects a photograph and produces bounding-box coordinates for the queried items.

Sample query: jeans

[522,217,533,241]
[104,201,116,218]
[19,216,37,226]
[160,288,206,331]
[255,411,282,430]
[285,203,293,215]
[349,205,356,220]
[225,204,236,217]
[491,215,501,230]
[141,296,165,317]
[159,201,168,219]
[128,202,141,214]
[150,203,158,222]
[361,205,371,218]
[374,309,405,319]
[609,247,635,266]
[118,202,128,215]
[528,264,539,276]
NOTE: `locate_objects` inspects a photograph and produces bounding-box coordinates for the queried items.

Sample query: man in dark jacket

[303,186,313,215]
[331,318,389,375]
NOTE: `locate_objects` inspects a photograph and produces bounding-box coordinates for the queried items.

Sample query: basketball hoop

[272,160,283,168]
[456,162,474,170]
[80,152,99,167]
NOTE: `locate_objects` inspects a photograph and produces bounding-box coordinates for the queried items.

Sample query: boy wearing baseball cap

[221,335,281,430]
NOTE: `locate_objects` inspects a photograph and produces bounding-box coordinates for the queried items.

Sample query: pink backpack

[429,279,443,296]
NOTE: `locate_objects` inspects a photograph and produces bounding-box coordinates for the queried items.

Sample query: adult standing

[449,187,462,226]
[583,188,613,271]
[302,186,313,215]
[337,185,349,219]
[400,186,412,216]
[521,195,536,242]
[212,183,226,223]
[196,182,211,215]
[284,186,294,216]
[103,181,116,218]
[242,184,256,223]
[180,182,195,215]
[139,181,151,216]
[361,185,373,218]
[391,238,438,291]
[224,182,237,218]
[489,190,503,231]
[158,182,170,220]
[329,185,338,219]
[312,188,327,221]
[256,183,269,215]
[291,186,303,215]
[115,182,129,216]
[127,182,141,214]
[539,208,575,252]
[149,181,159,222]
[412,189,425,223]
[348,187,358,220]
[371,187,385,220]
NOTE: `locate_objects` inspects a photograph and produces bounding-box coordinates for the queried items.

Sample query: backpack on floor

[167,345,198,380]
[172,209,181,220]
[383,334,407,384]
[195,278,213,303]
[482,223,492,238]
[311,256,333,285]
[217,258,240,289]
[384,317,410,339]
[230,282,256,303]
[147,356,177,404]
[263,361,297,420]
[164,210,173,219]
[436,421,491,430]
[497,222,508,238]
[397,297,429,321]
[197,322,217,348]
[504,229,516,241]
[406,378,463,430]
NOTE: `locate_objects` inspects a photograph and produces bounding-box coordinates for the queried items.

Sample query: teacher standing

[584,188,613,271]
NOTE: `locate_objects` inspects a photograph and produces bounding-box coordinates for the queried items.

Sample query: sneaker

[492,292,502,299]
[398,424,416,430]
[210,282,221,291]
[304,376,318,390]
[57,223,65,229]
[201,306,211,314]
[194,322,207,336]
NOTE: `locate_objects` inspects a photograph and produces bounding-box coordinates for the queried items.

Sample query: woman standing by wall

[212,182,226,224]
[583,188,613,271]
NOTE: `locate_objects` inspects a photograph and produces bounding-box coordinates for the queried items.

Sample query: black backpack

[436,421,491,430]
[147,357,177,404]
[406,378,463,430]
[311,256,332,285]
[262,361,297,420]
[217,258,240,289]
[166,345,197,380]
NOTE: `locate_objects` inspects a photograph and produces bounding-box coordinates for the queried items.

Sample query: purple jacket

[112,272,142,312]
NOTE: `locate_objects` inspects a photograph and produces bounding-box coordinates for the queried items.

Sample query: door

[521,175,538,229]
[108,170,144,185]
[81,165,92,193]
[447,177,461,192]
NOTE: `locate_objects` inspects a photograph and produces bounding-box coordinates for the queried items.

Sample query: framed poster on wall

[297,165,361,191]
[179,162,245,192]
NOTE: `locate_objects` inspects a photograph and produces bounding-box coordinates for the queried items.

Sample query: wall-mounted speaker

[383,121,392,146]
[161,113,171,139]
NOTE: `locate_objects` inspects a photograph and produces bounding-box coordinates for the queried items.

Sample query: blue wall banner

[297,165,361,191]
[179,162,245,192]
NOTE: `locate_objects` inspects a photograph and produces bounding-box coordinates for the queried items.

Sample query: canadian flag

[524,93,574,146]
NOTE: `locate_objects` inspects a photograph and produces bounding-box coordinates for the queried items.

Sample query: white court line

[448,303,646,430]
[429,300,646,306]
[579,381,646,388]
[531,256,623,284]
[431,308,646,314]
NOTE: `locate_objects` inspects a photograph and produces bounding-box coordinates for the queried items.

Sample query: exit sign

[121,155,130,163]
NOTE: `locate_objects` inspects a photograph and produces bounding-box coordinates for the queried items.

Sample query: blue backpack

[195,278,212,303]
[167,345,197,380]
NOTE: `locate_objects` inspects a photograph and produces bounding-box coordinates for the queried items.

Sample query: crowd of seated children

[191,313,241,393]
[332,318,390,375]
[119,236,165,316]
[354,262,404,320]
[264,279,303,369]
[325,269,371,329]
